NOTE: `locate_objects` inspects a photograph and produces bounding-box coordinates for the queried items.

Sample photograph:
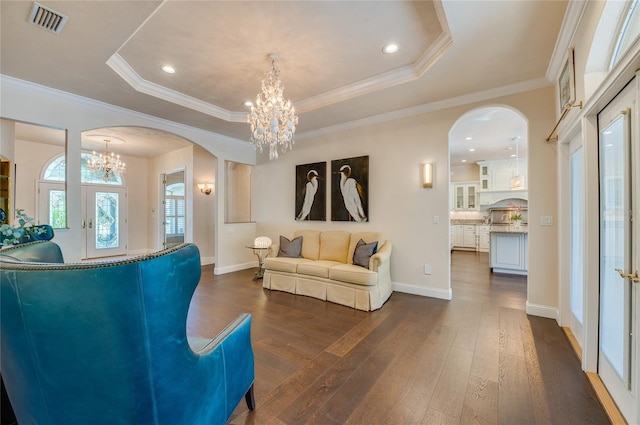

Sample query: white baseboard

[526,301,559,322]
[214,261,256,275]
[393,282,452,300]
[126,249,150,257]
[200,256,215,266]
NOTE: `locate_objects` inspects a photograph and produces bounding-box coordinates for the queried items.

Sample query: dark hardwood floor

[187,251,610,425]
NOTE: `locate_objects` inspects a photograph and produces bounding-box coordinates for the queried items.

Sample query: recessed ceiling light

[465,137,472,140]
[382,43,399,54]
[606,143,613,147]
[510,154,516,157]
[244,101,253,107]
[162,65,176,74]
[469,148,475,152]
[461,159,467,163]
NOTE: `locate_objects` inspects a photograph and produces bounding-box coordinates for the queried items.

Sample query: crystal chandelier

[88,139,126,181]
[247,53,298,160]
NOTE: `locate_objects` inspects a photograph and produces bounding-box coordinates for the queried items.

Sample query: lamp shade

[510,175,525,190]
[422,163,433,188]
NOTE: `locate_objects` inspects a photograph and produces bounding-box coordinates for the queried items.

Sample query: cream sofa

[262,230,392,311]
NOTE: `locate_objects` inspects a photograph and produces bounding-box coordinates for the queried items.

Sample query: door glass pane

[570,148,584,324]
[599,115,626,378]
[95,191,119,250]
[49,190,66,229]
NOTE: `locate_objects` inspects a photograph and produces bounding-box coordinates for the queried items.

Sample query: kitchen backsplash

[450,210,488,222]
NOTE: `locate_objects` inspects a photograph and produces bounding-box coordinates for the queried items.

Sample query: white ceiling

[2,0,567,161]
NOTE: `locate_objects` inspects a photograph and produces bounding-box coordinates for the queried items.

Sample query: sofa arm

[369,241,392,271]
[269,243,280,258]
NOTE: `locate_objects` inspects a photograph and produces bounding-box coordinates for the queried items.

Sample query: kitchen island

[490,227,528,275]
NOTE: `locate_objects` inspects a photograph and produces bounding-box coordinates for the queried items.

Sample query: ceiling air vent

[28,2,68,35]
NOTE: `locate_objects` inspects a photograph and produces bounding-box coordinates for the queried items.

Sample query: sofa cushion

[278,235,303,258]
[329,264,378,286]
[348,232,386,264]
[297,260,343,278]
[352,239,378,268]
[264,257,311,273]
[319,231,350,262]
[294,230,321,260]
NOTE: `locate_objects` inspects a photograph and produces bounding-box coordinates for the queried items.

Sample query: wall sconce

[422,163,433,188]
[198,183,214,195]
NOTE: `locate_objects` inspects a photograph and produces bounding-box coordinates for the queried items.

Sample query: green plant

[508,202,523,221]
[0,209,47,246]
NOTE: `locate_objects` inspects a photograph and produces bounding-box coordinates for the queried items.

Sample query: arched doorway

[448,105,529,294]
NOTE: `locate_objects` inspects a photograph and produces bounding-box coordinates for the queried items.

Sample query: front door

[82,185,128,259]
[597,79,638,424]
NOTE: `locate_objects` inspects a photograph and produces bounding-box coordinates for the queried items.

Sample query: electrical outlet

[433,215,440,224]
[541,216,553,226]
[424,264,432,275]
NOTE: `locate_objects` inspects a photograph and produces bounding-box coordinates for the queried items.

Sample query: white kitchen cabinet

[490,231,528,275]
[477,159,528,193]
[463,225,476,248]
[479,164,490,191]
[452,183,479,210]
[478,225,490,252]
[452,224,464,247]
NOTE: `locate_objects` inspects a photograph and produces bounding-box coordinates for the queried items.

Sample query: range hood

[487,198,528,225]
[487,198,527,210]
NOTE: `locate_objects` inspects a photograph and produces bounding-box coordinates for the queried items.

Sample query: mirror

[163,169,185,248]
[2,119,67,228]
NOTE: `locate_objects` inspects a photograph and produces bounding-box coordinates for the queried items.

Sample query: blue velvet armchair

[0,241,255,425]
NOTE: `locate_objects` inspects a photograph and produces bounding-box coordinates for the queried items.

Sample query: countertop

[450,219,487,225]
[490,225,528,234]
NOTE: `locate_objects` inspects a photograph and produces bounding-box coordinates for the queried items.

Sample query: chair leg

[244,384,256,411]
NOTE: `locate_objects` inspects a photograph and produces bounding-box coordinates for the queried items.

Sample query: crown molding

[106,0,453,120]
[0,75,249,147]
[298,76,551,140]
[546,0,587,81]
[106,53,247,123]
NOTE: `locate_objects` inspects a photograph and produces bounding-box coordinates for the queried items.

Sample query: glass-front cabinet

[453,182,479,210]
[480,164,490,190]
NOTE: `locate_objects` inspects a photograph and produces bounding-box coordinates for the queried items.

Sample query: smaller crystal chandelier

[247,53,298,160]
[88,139,126,181]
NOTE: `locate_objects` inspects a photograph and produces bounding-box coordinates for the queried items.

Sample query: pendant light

[510,137,525,190]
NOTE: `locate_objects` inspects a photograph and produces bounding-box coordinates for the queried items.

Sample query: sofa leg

[244,384,256,411]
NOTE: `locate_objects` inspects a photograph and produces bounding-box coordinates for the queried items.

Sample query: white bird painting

[338,164,367,222]
[296,170,320,220]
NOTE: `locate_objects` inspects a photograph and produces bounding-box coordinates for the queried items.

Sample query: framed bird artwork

[295,161,326,221]
[331,156,369,222]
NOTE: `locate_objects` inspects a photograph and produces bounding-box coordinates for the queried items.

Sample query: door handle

[81,219,86,229]
[615,269,640,283]
[88,219,93,229]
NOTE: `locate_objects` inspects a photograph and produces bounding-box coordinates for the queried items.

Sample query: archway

[448,105,529,297]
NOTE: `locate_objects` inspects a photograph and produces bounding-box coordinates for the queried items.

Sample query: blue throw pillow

[278,236,303,258]
[353,239,378,268]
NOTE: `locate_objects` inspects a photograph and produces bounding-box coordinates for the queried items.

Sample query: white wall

[193,144,216,264]
[450,163,479,182]
[14,139,63,217]
[252,86,559,311]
